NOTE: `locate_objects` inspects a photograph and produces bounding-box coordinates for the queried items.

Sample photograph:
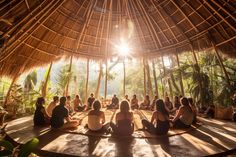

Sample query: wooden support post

[95,62,102,98]
[42,62,53,97]
[190,44,204,106]
[123,60,126,97]
[146,60,153,98]
[143,58,147,96]
[161,56,166,97]
[152,60,159,98]
[208,33,231,86]
[176,53,185,96]
[167,78,173,101]
[65,56,73,96]
[105,59,108,100]
[85,58,89,102]
[3,75,18,107]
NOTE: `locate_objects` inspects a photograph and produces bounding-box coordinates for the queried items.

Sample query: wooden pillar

[85,58,89,102]
[143,58,147,96]
[176,53,185,96]
[3,75,18,107]
[95,62,102,98]
[104,59,108,100]
[146,60,153,97]
[161,56,166,97]
[65,56,73,96]
[152,60,159,98]
[208,34,231,86]
[190,43,204,106]
[123,60,126,96]
[42,62,53,97]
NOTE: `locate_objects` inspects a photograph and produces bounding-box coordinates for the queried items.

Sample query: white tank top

[180,106,194,125]
[88,115,103,131]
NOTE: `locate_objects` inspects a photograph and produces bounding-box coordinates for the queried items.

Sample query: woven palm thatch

[0,0,235,78]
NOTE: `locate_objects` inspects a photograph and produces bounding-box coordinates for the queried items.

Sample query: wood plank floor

[4,109,236,157]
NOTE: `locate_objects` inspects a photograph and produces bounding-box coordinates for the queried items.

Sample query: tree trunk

[123,61,126,96]
[41,62,53,97]
[65,56,73,96]
[152,61,159,98]
[85,58,90,102]
[176,54,185,96]
[146,60,153,98]
[143,58,147,96]
[4,76,17,107]
[95,62,102,98]
[167,78,173,101]
[190,44,204,107]
[105,59,108,100]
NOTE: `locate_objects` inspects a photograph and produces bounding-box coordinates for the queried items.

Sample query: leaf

[0,140,14,151]
[18,138,39,157]
[0,150,12,156]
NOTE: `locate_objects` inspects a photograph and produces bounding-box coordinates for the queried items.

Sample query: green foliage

[18,138,39,157]
[0,138,39,157]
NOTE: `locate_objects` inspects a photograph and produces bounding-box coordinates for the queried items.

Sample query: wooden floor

[4,109,236,157]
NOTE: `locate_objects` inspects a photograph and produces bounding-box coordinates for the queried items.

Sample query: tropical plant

[0,138,39,157]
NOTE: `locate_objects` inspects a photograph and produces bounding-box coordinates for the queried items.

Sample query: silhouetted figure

[142,99,170,135]
[131,94,139,110]
[87,93,95,110]
[51,97,80,129]
[73,95,85,112]
[110,100,134,136]
[125,95,130,102]
[140,95,150,110]
[107,94,119,109]
[34,97,50,126]
[150,95,158,111]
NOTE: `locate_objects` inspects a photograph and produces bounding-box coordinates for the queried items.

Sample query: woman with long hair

[33,97,50,126]
[87,100,109,132]
[110,100,134,136]
[142,99,170,135]
[171,97,194,128]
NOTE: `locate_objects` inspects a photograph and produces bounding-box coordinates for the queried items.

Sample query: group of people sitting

[33,93,198,136]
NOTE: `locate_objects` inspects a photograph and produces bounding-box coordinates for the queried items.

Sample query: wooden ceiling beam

[0,0,23,19]
[202,0,236,32]
[170,0,200,33]
[2,0,48,38]
[24,0,30,10]
[210,0,236,22]
[0,0,65,63]
[136,0,163,48]
[75,0,98,54]
[149,0,179,43]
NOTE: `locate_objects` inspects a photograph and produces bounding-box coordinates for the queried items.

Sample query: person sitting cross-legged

[46,96,59,117]
[171,97,194,128]
[87,100,109,132]
[139,95,150,110]
[34,97,50,126]
[110,100,134,136]
[150,95,158,111]
[87,93,95,110]
[51,97,80,129]
[131,94,139,110]
[107,94,119,109]
[141,99,170,135]
[74,95,86,112]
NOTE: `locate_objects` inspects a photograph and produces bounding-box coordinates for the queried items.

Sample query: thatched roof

[0,0,235,77]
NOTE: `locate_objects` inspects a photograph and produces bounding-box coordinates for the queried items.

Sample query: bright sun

[118,42,130,56]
